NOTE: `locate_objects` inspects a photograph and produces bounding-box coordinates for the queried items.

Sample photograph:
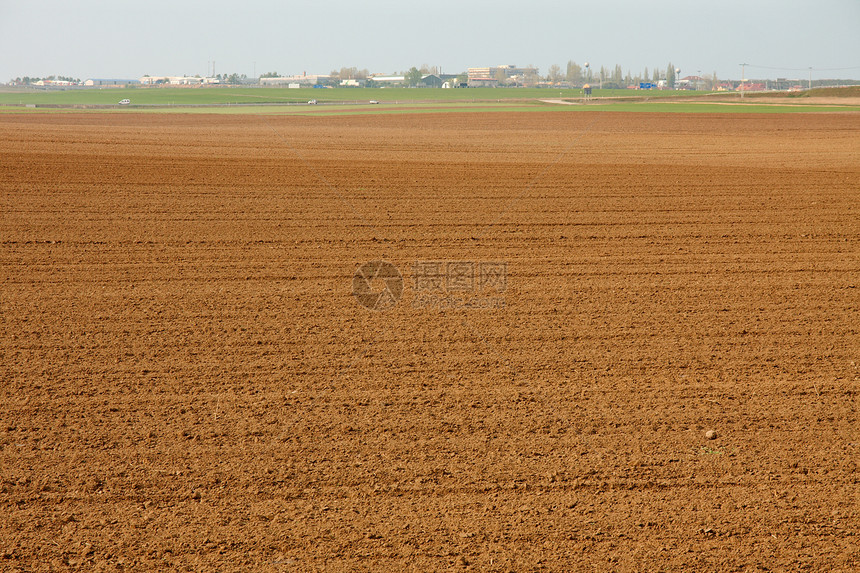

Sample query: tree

[524,66,540,87]
[666,63,676,89]
[612,64,623,87]
[547,64,563,85]
[404,67,422,87]
[652,68,660,82]
[495,67,507,84]
[260,71,279,78]
[336,67,365,81]
[566,61,583,87]
[455,72,468,86]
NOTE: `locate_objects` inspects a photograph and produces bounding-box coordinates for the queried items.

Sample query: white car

[369,100,379,104]
[307,99,317,105]
[118,99,130,105]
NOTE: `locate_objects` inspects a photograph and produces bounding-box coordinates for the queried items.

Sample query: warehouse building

[467,65,539,87]
[84,79,141,87]
[367,74,446,87]
[259,74,331,86]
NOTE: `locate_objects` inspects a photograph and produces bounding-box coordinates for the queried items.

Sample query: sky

[2,0,859,82]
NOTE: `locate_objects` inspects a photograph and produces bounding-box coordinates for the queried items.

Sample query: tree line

[11,75,81,85]
[547,61,700,88]
[16,64,859,89]
[326,61,699,88]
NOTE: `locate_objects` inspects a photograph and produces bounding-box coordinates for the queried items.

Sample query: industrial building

[84,79,141,87]
[467,65,539,87]
[139,76,219,85]
[259,74,331,86]
[366,74,451,88]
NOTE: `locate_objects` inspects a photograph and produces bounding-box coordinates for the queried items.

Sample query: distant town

[7,63,859,92]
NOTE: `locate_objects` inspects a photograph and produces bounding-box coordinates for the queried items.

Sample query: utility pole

[583,62,590,100]
[739,63,748,98]
[808,67,812,91]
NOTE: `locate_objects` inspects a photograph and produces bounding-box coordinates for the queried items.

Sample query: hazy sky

[2,0,858,82]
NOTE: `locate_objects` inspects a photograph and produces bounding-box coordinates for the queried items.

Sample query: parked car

[118,99,130,105]
[307,99,317,105]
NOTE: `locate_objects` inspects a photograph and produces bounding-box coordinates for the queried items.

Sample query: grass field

[2,100,859,116]
[0,86,706,106]
[1,86,859,115]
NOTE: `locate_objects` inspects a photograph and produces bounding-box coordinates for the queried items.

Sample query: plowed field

[1,111,858,571]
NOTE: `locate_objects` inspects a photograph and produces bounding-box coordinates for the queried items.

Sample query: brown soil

[1,111,858,571]
[697,95,860,106]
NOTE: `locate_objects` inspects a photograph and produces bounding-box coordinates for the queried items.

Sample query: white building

[259,74,331,86]
[33,79,75,86]
[467,65,539,87]
[84,79,140,87]
[367,75,404,85]
[139,76,215,85]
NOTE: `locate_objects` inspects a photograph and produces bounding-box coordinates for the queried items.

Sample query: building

[467,65,539,87]
[367,75,404,86]
[366,74,444,87]
[140,76,205,85]
[84,79,141,87]
[419,74,443,88]
[677,75,706,90]
[259,74,331,86]
[33,79,75,86]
